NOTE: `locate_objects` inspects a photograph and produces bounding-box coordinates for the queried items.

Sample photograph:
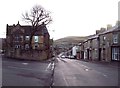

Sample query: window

[14,36,19,42]
[112,47,119,61]
[103,36,106,40]
[34,44,39,49]
[102,36,106,45]
[15,45,20,49]
[25,36,30,41]
[34,36,39,42]
[113,34,118,44]
[14,35,23,42]
[20,36,23,42]
[25,44,29,49]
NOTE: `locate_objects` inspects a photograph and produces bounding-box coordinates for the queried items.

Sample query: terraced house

[111,26,120,61]
[77,24,120,62]
[88,35,99,61]
[99,25,120,61]
[5,22,51,60]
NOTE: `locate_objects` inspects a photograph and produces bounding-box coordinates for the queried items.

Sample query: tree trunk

[29,35,33,50]
[29,26,38,51]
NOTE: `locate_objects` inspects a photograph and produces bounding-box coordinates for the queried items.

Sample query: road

[1,54,120,87]
[2,55,54,86]
[53,57,119,86]
[0,55,2,87]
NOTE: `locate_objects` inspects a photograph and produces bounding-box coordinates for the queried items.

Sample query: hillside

[54,36,87,45]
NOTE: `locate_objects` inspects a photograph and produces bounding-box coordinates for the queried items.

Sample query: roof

[6,23,49,36]
[87,35,98,40]
[99,25,120,35]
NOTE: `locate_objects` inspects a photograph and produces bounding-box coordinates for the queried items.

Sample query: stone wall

[5,49,50,61]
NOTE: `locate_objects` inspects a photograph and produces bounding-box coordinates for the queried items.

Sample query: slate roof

[82,25,120,43]
[99,25,120,35]
[6,23,49,36]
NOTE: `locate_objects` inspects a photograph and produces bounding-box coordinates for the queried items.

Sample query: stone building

[81,25,120,62]
[99,25,120,61]
[89,35,99,61]
[76,42,84,60]
[5,22,51,60]
[83,40,88,60]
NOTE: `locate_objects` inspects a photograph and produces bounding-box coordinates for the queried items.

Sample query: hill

[54,36,87,45]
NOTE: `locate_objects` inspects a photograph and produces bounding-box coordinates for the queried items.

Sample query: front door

[87,49,89,60]
[98,48,101,61]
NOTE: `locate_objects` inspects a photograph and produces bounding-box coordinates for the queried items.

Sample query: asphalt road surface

[1,54,120,87]
[53,57,119,86]
[2,55,54,86]
[0,54,2,87]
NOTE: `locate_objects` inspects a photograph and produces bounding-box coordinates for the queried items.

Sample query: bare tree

[22,5,52,50]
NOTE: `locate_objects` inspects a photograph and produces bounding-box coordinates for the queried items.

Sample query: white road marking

[45,63,52,71]
[22,63,28,65]
[57,58,61,62]
[61,71,69,86]
[76,61,108,77]
[51,63,55,71]
[103,74,107,77]
[7,66,34,71]
[85,68,89,71]
[81,65,88,68]
[95,71,108,77]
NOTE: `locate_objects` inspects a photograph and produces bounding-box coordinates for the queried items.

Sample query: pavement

[80,59,120,68]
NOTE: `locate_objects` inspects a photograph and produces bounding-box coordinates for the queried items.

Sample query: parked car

[0,49,4,54]
[68,55,75,59]
[61,55,65,58]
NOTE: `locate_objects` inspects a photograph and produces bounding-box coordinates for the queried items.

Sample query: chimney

[96,30,100,34]
[116,21,120,26]
[107,24,112,30]
[13,24,15,27]
[6,24,8,28]
[100,27,106,33]
[18,21,19,24]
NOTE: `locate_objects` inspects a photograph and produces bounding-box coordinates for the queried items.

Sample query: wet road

[2,56,54,86]
[53,57,119,86]
[1,55,119,87]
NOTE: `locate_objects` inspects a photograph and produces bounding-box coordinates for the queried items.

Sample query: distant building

[72,46,77,58]
[5,22,51,60]
[0,38,6,53]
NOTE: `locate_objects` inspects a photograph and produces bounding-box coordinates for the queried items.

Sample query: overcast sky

[0,0,119,40]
